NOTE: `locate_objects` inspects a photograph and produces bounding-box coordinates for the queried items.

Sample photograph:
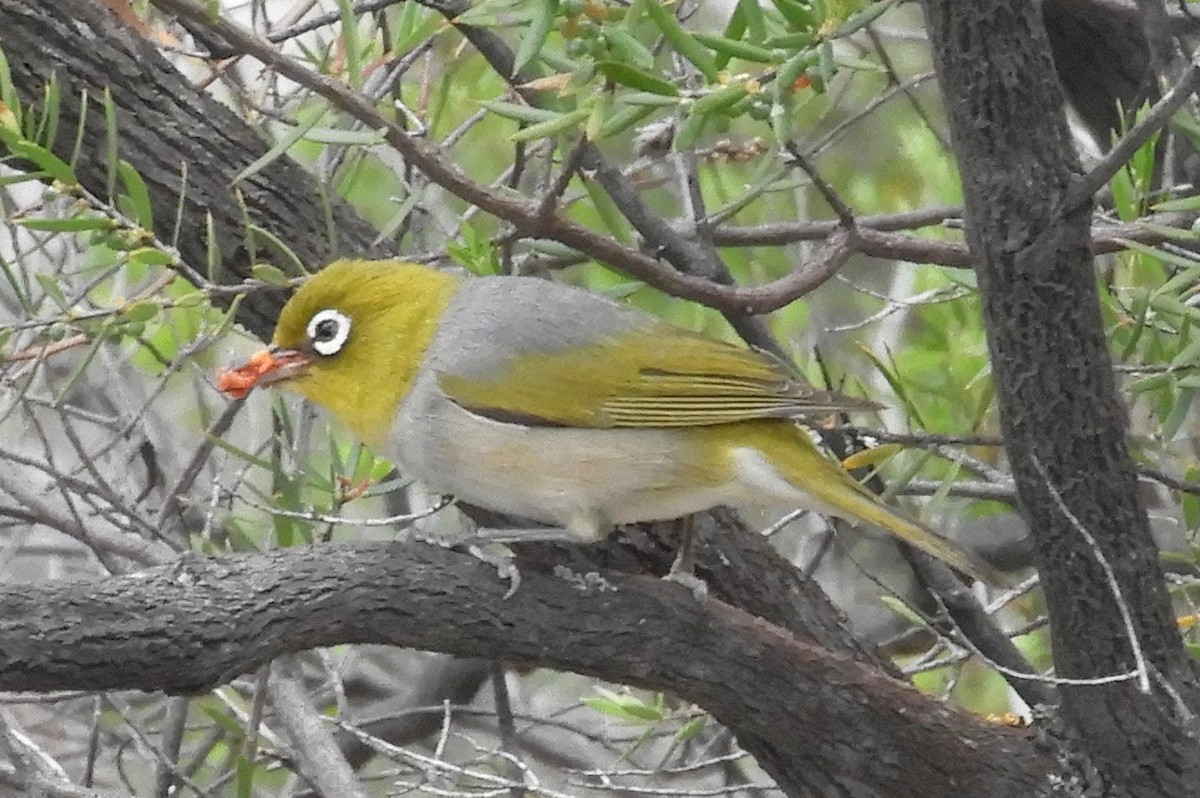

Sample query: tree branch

[0,540,1052,798]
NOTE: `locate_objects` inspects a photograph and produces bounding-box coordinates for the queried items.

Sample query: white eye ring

[306,308,351,356]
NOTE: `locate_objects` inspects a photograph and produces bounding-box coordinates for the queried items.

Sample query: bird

[218,258,1003,585]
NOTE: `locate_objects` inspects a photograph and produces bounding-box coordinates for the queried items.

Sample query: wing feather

[437,323,878,428]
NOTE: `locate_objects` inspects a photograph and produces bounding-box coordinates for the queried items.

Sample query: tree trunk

[919,1,1200,793]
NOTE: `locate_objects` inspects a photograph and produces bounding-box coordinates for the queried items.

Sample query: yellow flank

[707,421,1006,585]
[274,260,461,447]
[438,323,856,428]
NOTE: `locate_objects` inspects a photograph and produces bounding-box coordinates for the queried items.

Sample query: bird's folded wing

[436,324,878,428]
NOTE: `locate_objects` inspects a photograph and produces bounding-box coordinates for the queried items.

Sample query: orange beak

[217,347,313,399]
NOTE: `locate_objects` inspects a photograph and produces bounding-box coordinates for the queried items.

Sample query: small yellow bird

[219,258,1002,584]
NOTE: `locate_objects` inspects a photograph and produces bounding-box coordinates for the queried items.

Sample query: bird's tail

[728,422,1008,586]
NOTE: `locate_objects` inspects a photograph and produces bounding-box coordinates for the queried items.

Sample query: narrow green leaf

[0,172,48,188]
[393,5,443,56]
[879,595,932,630]
[602,28,655,67]
[300,126,387,145]
[0,47,19,130]
[128,247,174,267]
[514,0,558,74]
[673,108,709,151]
[596,61,679,95]
[693,32,780,64]
[831,0,896,38]
[102,86,119,200]
[688,83,749,116]
[35,273,68,310]
[37,72,61,147]
[480,100,562,125]
[205,211,220,284]
[615,91,680,107]
[234,113,322,185]
[19,215,114,233]
[336,0,363,87]
[5,140,75,184]
[250,263,290,285]
[1152,194,1200,212]
[1163,386,1197,439]
[119,300,159,324]
[596,103,656,139]
[675,715,707,742]
[583,180,634,243]
[775,49,819,95]
[643,0,719,81]
[509,107,590,142]
[585,91,610,141]
[769,0,817,30]
[735,0,766,43]
[117,160,153,228]
[247,225,305,276]
[70,90,88,168]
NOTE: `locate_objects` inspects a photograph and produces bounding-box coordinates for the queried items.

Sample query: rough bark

[0,0,392,339]
[919,1,1200,793]
[0,538,1053,798]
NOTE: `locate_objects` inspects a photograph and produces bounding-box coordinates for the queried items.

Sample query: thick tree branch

[0,540,1053,798]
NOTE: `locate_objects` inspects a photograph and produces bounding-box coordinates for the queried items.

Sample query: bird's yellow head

[218,259,461,447]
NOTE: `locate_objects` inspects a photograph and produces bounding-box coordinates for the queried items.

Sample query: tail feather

[735,423,1008,586]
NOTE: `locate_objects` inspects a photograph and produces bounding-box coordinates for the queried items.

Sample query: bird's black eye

[306,309,351,356]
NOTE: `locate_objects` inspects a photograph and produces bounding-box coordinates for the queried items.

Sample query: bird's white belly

[391,393,743,539]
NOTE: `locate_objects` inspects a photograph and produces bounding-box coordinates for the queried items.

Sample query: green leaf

[250,263,291,285]
[480,100,562,125]
[769,0,817,30]
[120,300,159,324]
[643,0,719,82]
[733,0,765,43]
[879,595,932,630]
[393,5,444,56]
[247,224,305,276]
[117,160,153,228]
[1152,194,1200,213]
[596,61,679,95]
[102,86,119,200]
[615,91,680,107]
[583,688,667,722]
[4,139,76,184]
[675,715,707,742]
[19,215,115,233]
[596,103,656,139]
[673,108,709,151]
[337,0,363,87]
[601,29,655,67]
[509,107,590,142]
[128,247,174,267]
[513,0,558,74]
[301,126,388,145]
[692,32,780,64]
[831,0,896,38]
[234,113,322,185]
[689,83,750,116]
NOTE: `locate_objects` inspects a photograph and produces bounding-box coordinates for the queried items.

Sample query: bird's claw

[664,566,708,601]
[468,544,522,599]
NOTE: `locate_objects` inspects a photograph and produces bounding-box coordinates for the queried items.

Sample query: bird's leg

[664,516,707,600]
[407,498,548,598]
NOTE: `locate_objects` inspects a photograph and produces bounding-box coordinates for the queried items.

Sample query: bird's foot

[663,517,706,599]
[467,543,522,599]
[663,566,708,601]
